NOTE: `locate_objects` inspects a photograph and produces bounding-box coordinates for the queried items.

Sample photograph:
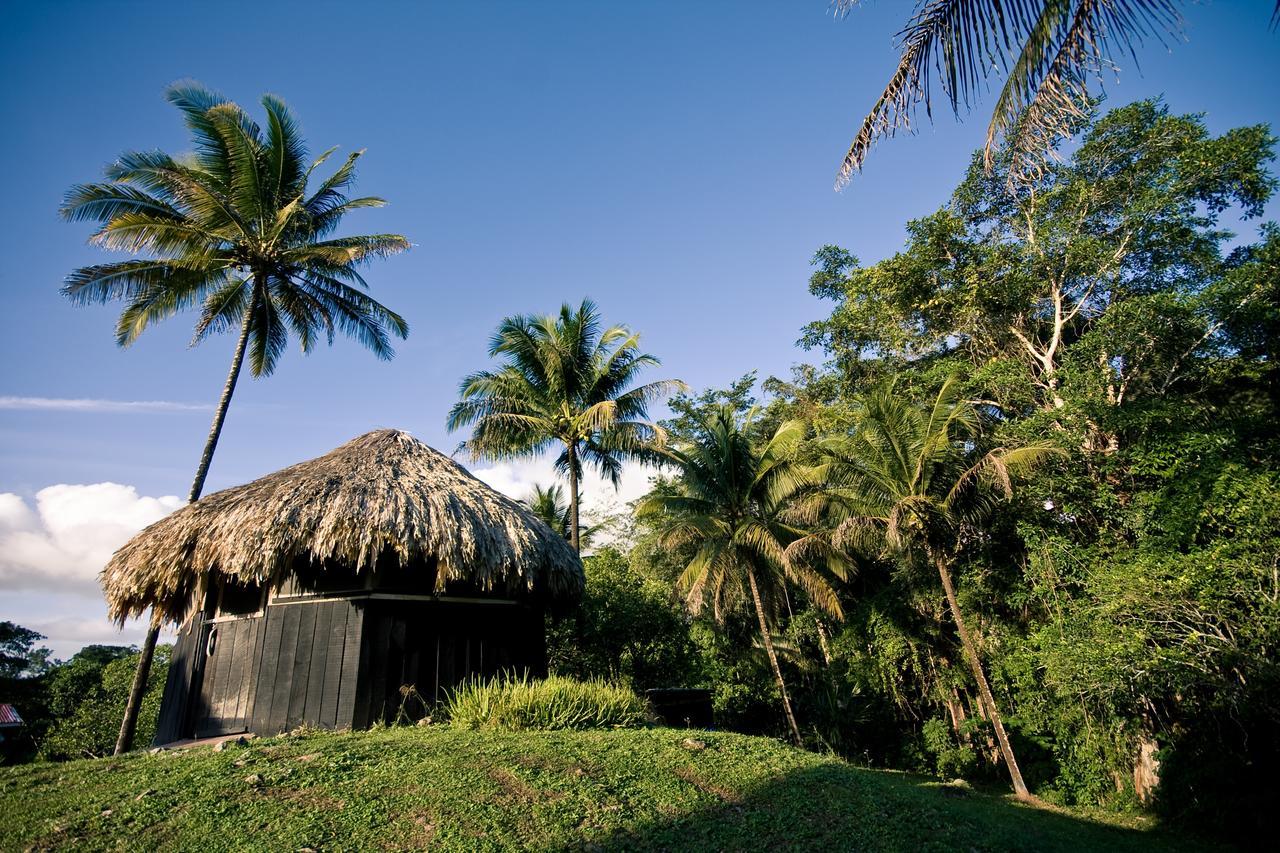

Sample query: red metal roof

[0,704,24,726]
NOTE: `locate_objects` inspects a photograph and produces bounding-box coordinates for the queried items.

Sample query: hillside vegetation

[0,727,1209,852]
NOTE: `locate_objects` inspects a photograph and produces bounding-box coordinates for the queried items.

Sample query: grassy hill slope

[0,727,1207,851]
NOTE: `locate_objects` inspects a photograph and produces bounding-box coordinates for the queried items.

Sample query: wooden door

[194,616,263,738]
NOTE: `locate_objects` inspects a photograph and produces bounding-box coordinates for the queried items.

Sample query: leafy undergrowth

[0,727,1212,852]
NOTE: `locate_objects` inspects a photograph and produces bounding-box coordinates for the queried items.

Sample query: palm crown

[60,81,409,377]
[642,406,843,623]
[448,299,684,550]
[524,483,599,548]
[815,377,1055,564]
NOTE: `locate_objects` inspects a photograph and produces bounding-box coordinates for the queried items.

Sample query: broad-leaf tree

[61,81,409,753]
[805,377,1057,798]
[639,405,845,746]
[448,299,684,551]
[807,100,1276,423]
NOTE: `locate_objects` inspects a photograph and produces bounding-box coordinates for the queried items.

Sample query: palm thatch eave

[101,429,584,624]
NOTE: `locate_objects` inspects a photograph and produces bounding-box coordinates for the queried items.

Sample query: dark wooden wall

[153,596,545,744]
[247,599,364,736]
[351,600,546,728]
[153,617,202,745]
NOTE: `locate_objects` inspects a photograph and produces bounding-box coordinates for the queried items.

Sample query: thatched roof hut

[104,429,584,624]
[118,430,584,744]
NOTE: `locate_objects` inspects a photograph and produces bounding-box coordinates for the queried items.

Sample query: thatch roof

[102,430,584,623]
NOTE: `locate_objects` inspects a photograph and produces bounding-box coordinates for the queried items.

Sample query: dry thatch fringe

[101,429,584,624]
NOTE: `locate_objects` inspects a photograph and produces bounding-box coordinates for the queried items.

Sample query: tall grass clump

[443,674,649,731]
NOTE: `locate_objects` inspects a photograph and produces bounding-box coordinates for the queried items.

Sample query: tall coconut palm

[831,0,1260,187]
[448,300,684,552]
[638,405,845,746]
[60,81,410,754]
[803,377,1057,798]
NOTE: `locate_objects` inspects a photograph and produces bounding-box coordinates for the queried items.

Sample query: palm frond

[836,0,1182,188]
[992,0,1179,181]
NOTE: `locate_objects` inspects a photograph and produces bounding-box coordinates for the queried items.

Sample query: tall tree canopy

[449,299,684,551]
[807,99,1276,427]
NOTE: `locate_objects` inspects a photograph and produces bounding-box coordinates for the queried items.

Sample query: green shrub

[547,547,701,691]
[39,647,170,760]
[922,718,978,780]
[443,674,649,731]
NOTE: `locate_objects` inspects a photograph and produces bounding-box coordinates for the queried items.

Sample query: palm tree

[447,299,684,552]
[831,1,1280,187]
[804,377,1056,798]
[524,483,600,548]
[61,81,410,754]
[526,483,572,537]
[638,405,845,746]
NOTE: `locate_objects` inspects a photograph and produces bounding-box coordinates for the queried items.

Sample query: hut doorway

[192,615,263,738]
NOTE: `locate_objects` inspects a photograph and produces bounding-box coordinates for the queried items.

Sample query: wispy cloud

[0,396,211,413]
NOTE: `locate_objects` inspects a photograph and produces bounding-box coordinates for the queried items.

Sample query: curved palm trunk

[746,566,804,747]
[933,552,1030,799]
[566,441,581,553]
[113,301,255,755]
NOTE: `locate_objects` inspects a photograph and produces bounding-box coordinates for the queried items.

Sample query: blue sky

[2,1,1277,656]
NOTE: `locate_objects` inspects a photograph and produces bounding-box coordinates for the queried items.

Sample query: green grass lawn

[0,727,1210,852]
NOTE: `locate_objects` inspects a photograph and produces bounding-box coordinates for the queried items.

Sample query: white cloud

[0,483,183,593]
[469,455,656,517]
[0,396,210,413]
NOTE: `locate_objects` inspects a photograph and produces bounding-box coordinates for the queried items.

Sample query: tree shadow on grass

[597,762,1206,853]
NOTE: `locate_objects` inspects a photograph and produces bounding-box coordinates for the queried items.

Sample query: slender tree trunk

[746,566,804,747]
[186,295,257,504]
[113,301,255,755]
[815,618,833,666]
[933,552,1031,799]
[566,441,581,553]
[111,620,160,756]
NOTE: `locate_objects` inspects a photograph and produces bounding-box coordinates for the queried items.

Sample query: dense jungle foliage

[550,100,1279,844]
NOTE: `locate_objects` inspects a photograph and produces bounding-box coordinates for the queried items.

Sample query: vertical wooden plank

[267,605,301,734]
[246,617,265,728]
[154,621,196,744]
[528,605,548,678]
[319,603,348,729]
[403,616,420,700]
[336,602,365,729]
[433,630,442,703]
[303,603,333,724]
[215,622,239,728]
[389,615,407,719]
[251,608,284,733]
[366,610,393,725]
[199,622,233,735]
[438,632,456,699]
[231,619,260,730]
[287,605,318,729]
